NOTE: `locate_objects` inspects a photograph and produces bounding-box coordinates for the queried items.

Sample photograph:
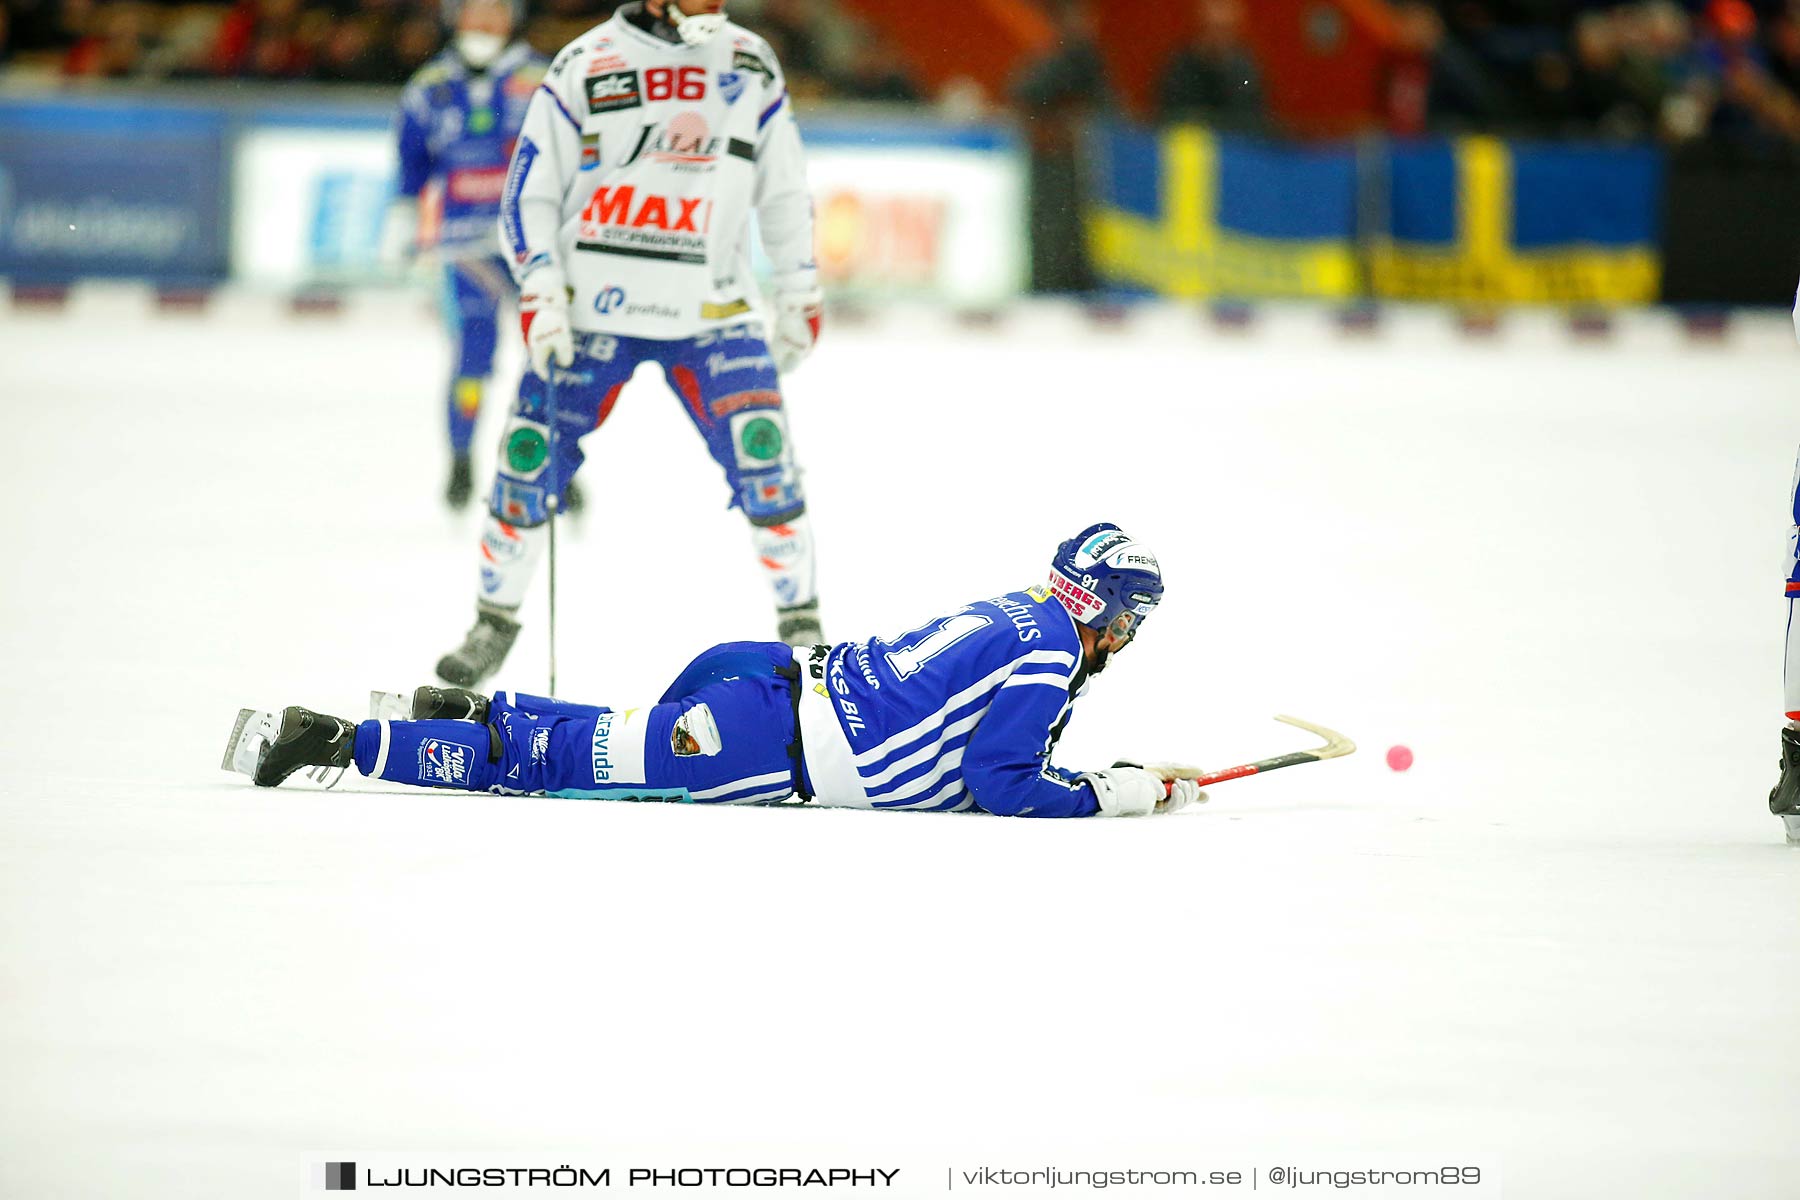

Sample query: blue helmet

[1047,522,1164,642]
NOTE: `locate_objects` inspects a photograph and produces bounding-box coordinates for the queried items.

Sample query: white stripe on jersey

[860,706,989,790]
[690,769,792,800]
[889,774,965,811]
[1000,673,1077,690]
[870,745,968,804]
[852,649,1077,767]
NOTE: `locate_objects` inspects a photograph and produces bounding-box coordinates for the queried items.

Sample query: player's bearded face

[1087,614,1137,675]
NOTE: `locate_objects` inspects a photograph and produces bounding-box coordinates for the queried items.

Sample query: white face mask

[666,6,727,45]
[456,31,506,67]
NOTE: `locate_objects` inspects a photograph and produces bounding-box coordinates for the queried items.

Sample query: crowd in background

[0,0,924,101]
[1379,0,1800,144]
[4,0,1800,145]
[1008,0,1800,146]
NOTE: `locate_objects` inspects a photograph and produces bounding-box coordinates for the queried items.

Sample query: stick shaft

[1187,750,1325,787]
[1166,716,1356,788]
[544,369,559,696]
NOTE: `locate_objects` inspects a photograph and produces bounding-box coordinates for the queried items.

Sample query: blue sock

[354,719,495,791]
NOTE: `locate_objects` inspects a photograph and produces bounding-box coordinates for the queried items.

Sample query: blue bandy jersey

[813,587,1099,818]
[397,44,546,257]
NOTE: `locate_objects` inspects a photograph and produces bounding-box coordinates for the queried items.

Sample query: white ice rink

[2,292,1797,1198]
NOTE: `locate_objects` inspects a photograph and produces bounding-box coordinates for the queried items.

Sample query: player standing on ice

[227,524,1204,819]
[1771,282,1800,844]
[384,0,550,509]
[433,0,827,688]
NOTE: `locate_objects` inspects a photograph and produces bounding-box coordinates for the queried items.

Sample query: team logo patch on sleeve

[585,70,642,114]
[419,738,475,785]
[718,70,745,105]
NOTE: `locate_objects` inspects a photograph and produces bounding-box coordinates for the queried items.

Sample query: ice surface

[2,293,1798,1197]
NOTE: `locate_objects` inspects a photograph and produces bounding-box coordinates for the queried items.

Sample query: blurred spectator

[63,1,154,78]
[1011,0,1113,116]
[1011,0,1112,293]
[1566,11,1656,138]
[1155,0,1265,130]
[313,14,401,83]
[751,0,826,81]
[1769,3,1800,98]
[393,12,442,78]
[831,24,921,104]
[9,0,79,58]
[209,0,302,78]
[1613,2,1687,129]
[1385,2,1513,135]
[1676,0,1800,143]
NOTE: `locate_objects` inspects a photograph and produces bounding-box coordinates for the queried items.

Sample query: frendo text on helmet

[1048,523,1164,634]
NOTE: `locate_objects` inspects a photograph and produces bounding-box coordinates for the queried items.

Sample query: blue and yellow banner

[1085,125,1663,305]
[1086,125,1360,300]
[1370,137,1661,304]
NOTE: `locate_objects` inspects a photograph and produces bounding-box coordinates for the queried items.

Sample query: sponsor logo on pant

[419,739,473,785]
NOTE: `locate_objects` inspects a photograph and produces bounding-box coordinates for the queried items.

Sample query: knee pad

[489,416,554,526]
[727,409,805,525]
[451,376,484,422]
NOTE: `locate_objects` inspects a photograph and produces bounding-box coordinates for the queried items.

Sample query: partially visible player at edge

[383,0,549,509]
[1771,279,1800,844]
[227,524,1205,820]
[434,0,827,688]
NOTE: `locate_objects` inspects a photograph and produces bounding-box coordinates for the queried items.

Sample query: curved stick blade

[1273,714,1357,760]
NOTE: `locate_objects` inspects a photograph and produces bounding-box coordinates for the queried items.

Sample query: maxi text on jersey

[575,186,713,264]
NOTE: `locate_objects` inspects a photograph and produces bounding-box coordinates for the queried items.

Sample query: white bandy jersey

[498,9,817,340]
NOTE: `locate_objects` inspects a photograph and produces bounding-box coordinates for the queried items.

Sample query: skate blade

[221,708,280,777]
[368,690,412,721]
[1784,815,1800,846]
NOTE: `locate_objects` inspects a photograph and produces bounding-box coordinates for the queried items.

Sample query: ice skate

[1771,726,1800,844]
[445,453,474,510]
[221,706,355,788]
[436,605,522,688]
[777,600,823,647]
[411,684,490,721]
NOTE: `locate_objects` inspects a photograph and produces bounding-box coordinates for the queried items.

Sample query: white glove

[769,286,823,375]
[377,197,421,274]
[1157,777,1207,815]
[519,268,575,380]
[1083,765,1209,817]
[1140,761,1209,815]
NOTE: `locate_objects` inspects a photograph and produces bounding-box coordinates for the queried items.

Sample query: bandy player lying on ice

[226,525,1213,818]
